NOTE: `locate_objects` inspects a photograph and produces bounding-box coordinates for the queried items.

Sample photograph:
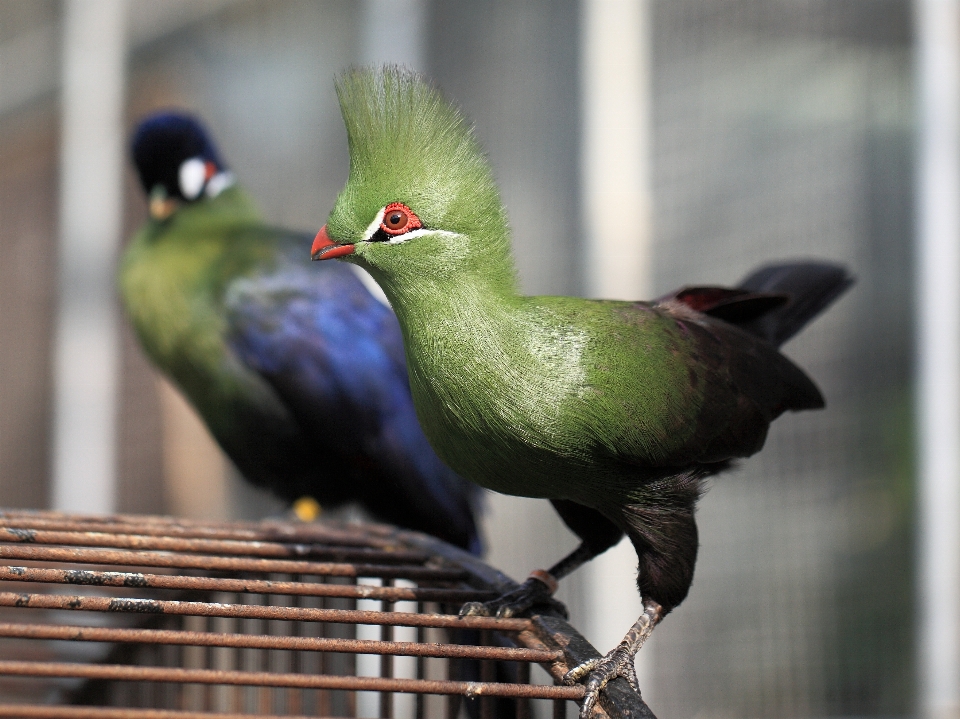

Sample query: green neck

[168,185,260,234]
[120,185,269,423]
[369,243,518,312]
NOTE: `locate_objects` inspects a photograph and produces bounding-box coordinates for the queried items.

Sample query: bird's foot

[563,600,662,719]
[291,496,322,522]
[460,570,568,619]
[564,643,640,718]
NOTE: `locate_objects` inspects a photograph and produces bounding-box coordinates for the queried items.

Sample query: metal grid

[0,509,653,719]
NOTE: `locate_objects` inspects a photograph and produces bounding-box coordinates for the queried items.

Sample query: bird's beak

[149,196,178,221]
[311,225,355,260]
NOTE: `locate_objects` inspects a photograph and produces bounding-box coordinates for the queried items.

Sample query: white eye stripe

[383,228,460,245]
[383,228,432,245]
[362,207,459,245]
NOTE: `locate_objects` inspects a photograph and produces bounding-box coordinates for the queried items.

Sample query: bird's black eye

[381,202,422,235]
[387,211,406,230]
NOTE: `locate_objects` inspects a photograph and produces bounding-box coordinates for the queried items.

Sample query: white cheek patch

[205,171,235,198]
[178,157,207,200]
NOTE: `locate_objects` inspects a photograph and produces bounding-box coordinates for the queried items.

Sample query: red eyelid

[381,202,422,235]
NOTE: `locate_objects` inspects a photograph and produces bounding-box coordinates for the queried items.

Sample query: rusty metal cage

[0,509,653,719]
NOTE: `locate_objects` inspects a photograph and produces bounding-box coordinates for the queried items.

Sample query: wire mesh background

[645,3,913,717]
[0,509,641,718]
[0,1,914,717]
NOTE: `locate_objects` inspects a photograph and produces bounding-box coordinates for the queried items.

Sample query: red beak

[311,225,355,260]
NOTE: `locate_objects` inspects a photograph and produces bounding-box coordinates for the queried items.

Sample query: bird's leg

[459,541,600,619]
[563,599,662,718]
[561,476,702,717]
[461,500,624,619]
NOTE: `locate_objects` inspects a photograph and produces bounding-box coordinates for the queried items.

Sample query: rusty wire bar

[0,566,495,604]
[0,622,562,662]
[0,510,401,547]
[0,527,429,564]
[0,591,530,631]
[0,509,658,718]
[0,660,587,699]
[0,515,396,548]
[0,544,467,580]
[0,708,329,719]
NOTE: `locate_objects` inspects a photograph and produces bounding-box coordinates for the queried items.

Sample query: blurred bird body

[313,68,852,714]
[121,113,482,551]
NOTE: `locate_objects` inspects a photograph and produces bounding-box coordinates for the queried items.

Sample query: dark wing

[662,261,853,347]
[660,286,788,324]
[224,234,482,551]
[645,299,825,466]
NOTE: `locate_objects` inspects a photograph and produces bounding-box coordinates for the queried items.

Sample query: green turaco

[312,67,852,716]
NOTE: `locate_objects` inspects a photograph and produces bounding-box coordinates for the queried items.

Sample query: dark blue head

[131,112,233,219]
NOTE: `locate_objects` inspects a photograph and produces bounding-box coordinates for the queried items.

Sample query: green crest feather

[327,66,511,272]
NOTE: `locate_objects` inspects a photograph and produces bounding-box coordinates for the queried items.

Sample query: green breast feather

[383,280,710,504]
[119,187,286,436]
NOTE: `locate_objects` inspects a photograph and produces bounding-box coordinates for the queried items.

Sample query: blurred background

[0,0,932,717]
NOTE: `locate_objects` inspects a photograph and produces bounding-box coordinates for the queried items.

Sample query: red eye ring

[381,202,422,235]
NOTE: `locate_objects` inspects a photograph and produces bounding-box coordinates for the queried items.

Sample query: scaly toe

[562,657,599,685]
[458,577,568,620]
[564,646,639,719]
[458,601,491,617]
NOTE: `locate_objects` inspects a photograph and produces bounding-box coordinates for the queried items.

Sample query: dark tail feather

[735,261,854,347]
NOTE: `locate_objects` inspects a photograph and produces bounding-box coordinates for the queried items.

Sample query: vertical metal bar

[289,574,303,715]
[150,641,161,707]
[416,611,425,719]
[445,626,458,719]
[516,661,531,719]
[319,575,332,717]
[169,616,184,710]
[203,615,213,711]
[380,578,395,718]
[916,1,960,718]
[258,589,271,715]
[53,0,127,515]
[347,576,358,718]
[580,0,652,300]
[553,698,567,719]
[175,615,186,710]
[479,630,495,719]
[231,606,243,715]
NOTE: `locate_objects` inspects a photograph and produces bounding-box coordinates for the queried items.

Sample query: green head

[313,67,517,293]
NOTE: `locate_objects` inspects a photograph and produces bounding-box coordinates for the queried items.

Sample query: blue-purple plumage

[226,238,482,550]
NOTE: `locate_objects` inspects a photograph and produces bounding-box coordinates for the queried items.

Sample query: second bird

[119,112,482,551]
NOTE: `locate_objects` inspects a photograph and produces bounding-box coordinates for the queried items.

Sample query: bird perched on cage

[119,112,482,552]
[311,67,853,716]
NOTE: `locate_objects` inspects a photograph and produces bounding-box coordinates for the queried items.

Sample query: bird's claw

[459,577,568,619]
[563,643,641,719]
